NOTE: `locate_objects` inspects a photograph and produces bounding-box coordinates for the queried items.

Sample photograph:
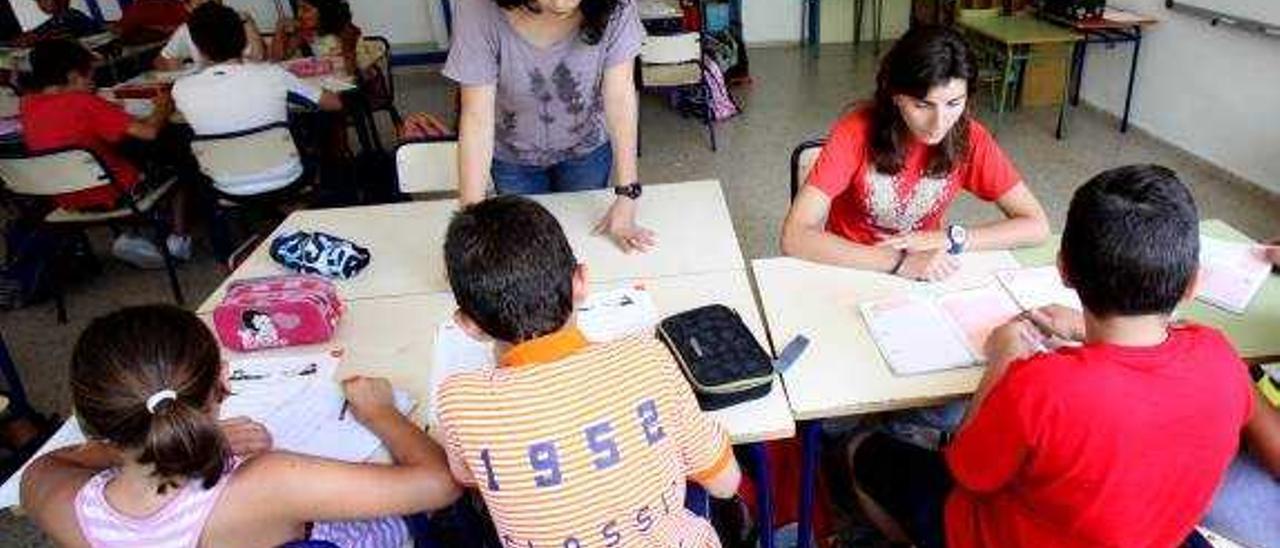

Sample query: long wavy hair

[868,26,978,178]
[494,0,622,45]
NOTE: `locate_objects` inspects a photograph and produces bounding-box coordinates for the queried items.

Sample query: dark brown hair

[71,305,229,493]
[869,25,978,178]
[445,195,577,343]
[27,38,93,90]
[494,0,622,46]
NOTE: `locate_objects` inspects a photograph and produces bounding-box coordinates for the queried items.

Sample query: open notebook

[861,284,1022,376]
[218,351,414,463]
[1197,237,1272,314]
[426,286,660,424]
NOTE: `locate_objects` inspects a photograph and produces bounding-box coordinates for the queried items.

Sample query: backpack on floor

[0,220,99,310]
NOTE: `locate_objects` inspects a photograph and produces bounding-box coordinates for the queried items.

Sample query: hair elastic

[145,389,178,414]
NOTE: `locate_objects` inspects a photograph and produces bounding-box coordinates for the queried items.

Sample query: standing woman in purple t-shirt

[445,0,654,252]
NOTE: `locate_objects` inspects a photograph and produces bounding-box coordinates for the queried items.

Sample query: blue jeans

[490,144,612,195]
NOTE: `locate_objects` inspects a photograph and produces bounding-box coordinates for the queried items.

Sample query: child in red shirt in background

[20,39,193,266]
[848,164,1254,548]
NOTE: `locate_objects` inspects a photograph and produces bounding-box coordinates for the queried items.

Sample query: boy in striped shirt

[436,195,742,547]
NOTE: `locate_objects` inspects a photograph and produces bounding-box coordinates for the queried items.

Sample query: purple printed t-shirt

[444,0,644,167]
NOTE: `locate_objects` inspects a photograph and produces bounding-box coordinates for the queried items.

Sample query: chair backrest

[190,122,300,183]
[358,35,392,77]
[640,32,701,65]
[395,138,459,194]
[0,149,116,197]
[789,139,826,201]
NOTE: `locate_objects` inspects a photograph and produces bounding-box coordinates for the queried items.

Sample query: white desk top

[2,270,791,511]
[197,180,745,313]
[752,256,1010,421]
[207,269,792,444]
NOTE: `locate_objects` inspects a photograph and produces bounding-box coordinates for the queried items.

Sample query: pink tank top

[74,465,235,548]
[73,460,411,547]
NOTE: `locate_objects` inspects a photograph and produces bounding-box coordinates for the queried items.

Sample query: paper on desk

[426,286,660,423]
[936,284,1022,359]
[577,285,659,342]
[219,351,414,463]
[996,266,1083,311]
[861,294,978,376]
[1197,237,1272,314]
[916,250,1022,294]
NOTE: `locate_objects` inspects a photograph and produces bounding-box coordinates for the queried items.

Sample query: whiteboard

[1174,0,1280,28]
[223,0,295,32]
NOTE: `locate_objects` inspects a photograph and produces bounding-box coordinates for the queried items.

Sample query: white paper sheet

[219,352,413,463]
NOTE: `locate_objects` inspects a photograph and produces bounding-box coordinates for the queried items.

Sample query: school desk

[957,12,1081,137]
[1014,219,1280,363]
[197,180,746,313]
[754,219,1278,548]
[1039,7,1159,137]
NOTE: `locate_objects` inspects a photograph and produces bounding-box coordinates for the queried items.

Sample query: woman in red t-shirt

[781,26,1049,281]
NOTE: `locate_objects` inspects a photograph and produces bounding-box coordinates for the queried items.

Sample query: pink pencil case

[212,275,344,352]
[284,57,336,78]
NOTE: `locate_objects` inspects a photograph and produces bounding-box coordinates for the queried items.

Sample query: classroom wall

[1077,0,1280,192]
[349,0,448,46]
[742,0,910,45]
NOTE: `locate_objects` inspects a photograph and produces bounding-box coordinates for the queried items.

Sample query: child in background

[20,304,461,546]
[20,38,193,266]
[153,0,266,70]
[271,0,360,73]
[173,3,341,198]
[847,165,1253,547]
[436,195,742,547]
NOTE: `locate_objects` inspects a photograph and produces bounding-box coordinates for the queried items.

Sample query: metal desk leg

[796,421,822,548]
[853,0,865,49]
[1056,42,1077,140]
[993,45,1017,135]
[1121,28,1142,133]
[806,0,822,49]
[748,443,776,548]
[1070,39,1087,106]
[872,0,884,55]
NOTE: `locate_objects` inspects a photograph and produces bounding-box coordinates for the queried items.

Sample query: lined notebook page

[860,295,978,376]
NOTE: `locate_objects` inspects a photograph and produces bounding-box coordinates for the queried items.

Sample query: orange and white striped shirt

[437,326,734,547]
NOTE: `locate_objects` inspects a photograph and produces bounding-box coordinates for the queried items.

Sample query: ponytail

[143,396,229,492]
[71,305,230,493]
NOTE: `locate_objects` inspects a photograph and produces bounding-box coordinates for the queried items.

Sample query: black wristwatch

[614,182,643,200]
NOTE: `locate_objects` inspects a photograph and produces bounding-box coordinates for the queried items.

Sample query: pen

[339,400,349,421]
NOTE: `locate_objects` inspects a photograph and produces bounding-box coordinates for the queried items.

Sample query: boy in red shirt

[20,39,192,264]
[848,164,1254,547]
